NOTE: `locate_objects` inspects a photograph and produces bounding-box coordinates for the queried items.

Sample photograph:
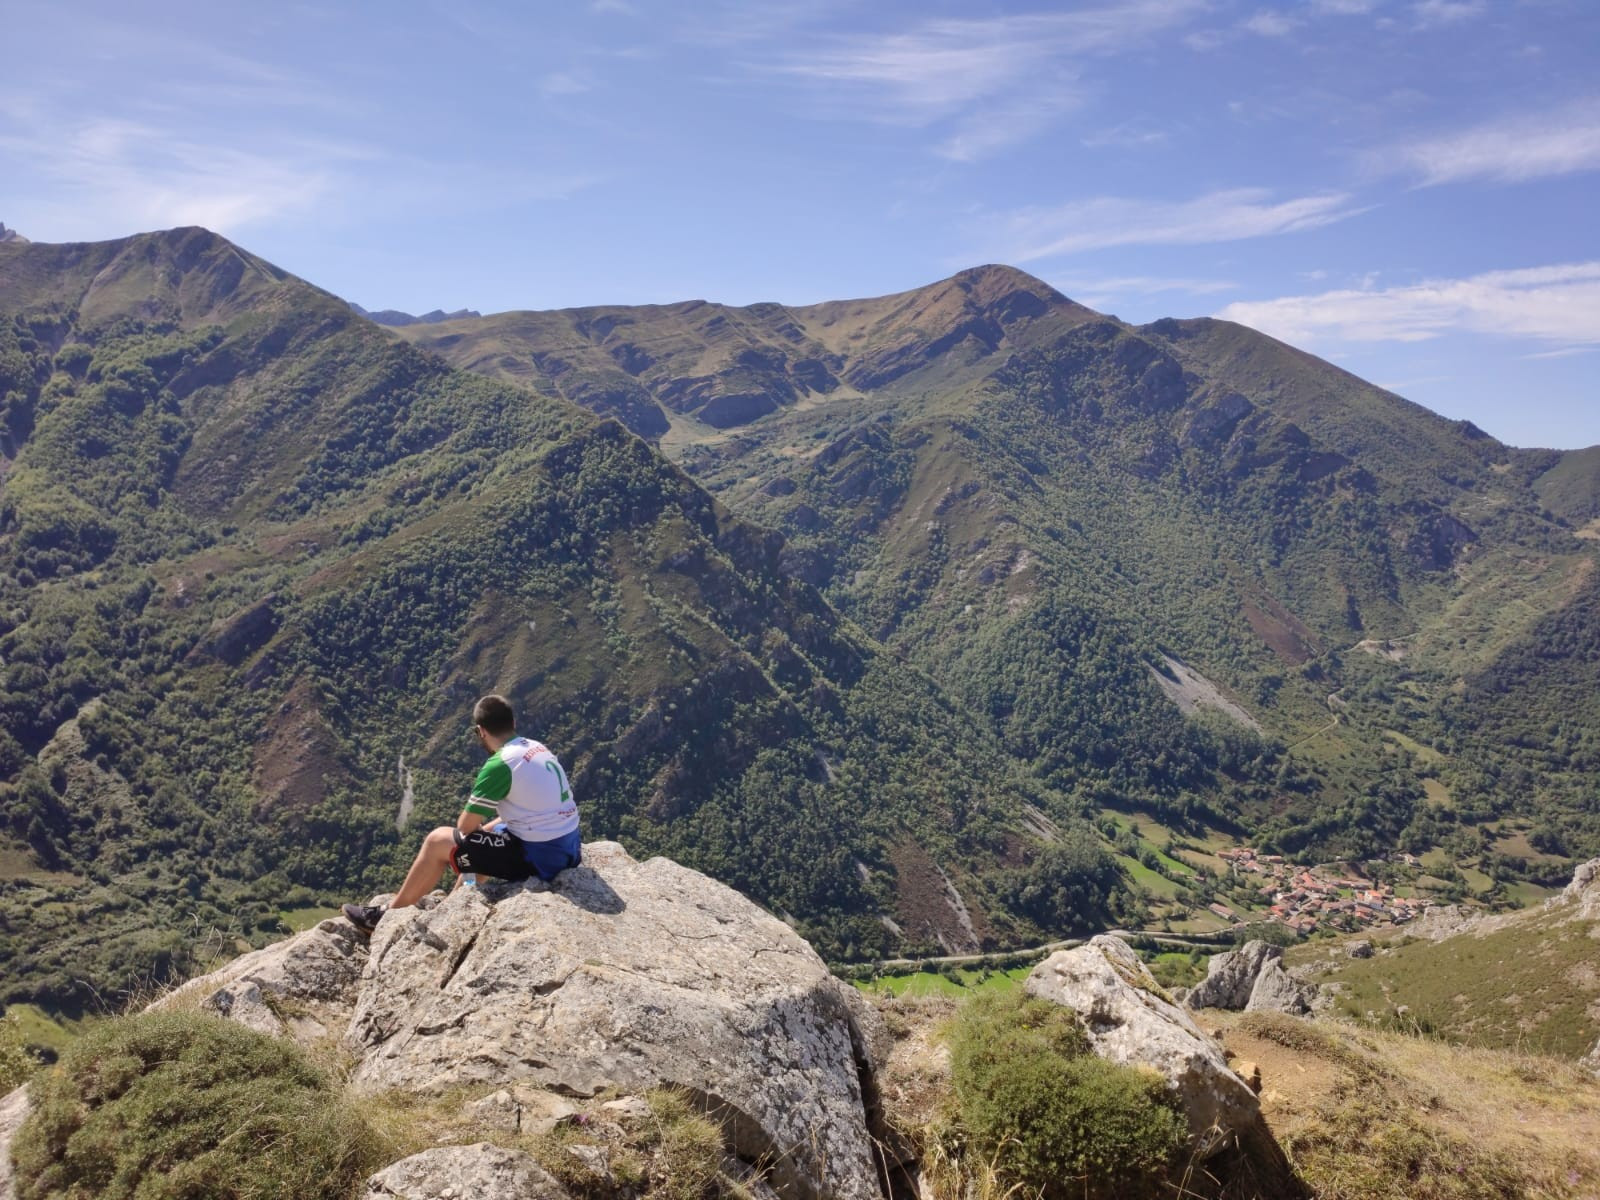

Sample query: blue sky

[2,1,1596,448]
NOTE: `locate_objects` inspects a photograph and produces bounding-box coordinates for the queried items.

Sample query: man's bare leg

[391,826,457,909]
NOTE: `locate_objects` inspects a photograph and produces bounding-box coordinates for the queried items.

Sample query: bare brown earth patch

[252,677,342,817]
[1239,587,1320,664]
[888,839,983,955]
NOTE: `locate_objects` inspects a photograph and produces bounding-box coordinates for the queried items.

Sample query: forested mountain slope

[402,268,1600,868]
[4,232,1598,1014]
[0,232,1121,1010]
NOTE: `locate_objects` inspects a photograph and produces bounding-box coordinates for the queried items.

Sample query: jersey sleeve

[465,756,512,819]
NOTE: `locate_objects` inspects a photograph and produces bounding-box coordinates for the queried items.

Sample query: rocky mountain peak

[0,223,26,244]
[947,262,1067,309]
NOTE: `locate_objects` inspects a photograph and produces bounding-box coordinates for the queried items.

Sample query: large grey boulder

[1186,941,1273,1010]
[347,842,882,1200]
[1025,935,1259,1152]
[156,913,370,1045]
[364,1143,570,1200]
[1185,940,1313,1016]
[1245,959,1314,1016]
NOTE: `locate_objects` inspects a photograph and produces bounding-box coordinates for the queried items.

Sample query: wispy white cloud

[938,92,1083,162]
[541,71,594,97]
[1413,0,1486,28]
[753,1,1206,159]
[1216,262,1600,346]
[1184,28,1229,50]
[1080,120,1170,149]
[1375,101,1600,185]
[993,188,1366,259]
[1242,10,1299,37]
[1053,274,1239,297]
[1522,345,1598,361]
[1050,273,1238,309]
[0,118,346,235]
[0,114,598,242]
[1191,1,1384,50]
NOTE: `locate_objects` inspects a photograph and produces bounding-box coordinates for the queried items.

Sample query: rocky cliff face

[1562,855,1600,917]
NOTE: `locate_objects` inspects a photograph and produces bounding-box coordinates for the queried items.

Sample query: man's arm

[461,753,510,836]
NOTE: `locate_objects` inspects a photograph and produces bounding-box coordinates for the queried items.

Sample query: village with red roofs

[1213,846,1427,934]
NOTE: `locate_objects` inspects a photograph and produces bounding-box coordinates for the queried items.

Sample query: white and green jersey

[465,736,578,842]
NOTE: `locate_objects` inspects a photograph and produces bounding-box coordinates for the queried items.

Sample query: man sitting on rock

[342,694,581,935]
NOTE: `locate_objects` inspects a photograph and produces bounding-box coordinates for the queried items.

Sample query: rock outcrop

[110,842,882,1200]
[156,903,371,1043]
[1563,856,1600,918]
[1024,935,1259,1152]
[0,1085,28,1200]
[346,842,881,1200]
[364,1144,570,1200]
[1185,940,1315,1016]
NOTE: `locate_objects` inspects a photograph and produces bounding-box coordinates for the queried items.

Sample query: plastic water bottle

[462,873,478,889]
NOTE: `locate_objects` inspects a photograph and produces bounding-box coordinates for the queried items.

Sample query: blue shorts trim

[523,829,582,882]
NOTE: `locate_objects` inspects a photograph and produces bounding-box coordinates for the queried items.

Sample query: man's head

[472,694,516,739]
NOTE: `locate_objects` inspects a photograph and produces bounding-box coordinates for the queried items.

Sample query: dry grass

[1303,905,1600,1057]
[1213,1011,1600,1200]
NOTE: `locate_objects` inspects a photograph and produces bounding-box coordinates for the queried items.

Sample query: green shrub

[949,990,1187,1200]
[12,1009,383,1200]
[0,1012,38,1093]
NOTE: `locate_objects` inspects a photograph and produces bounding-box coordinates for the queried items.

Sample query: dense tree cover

[663,314,1597,887]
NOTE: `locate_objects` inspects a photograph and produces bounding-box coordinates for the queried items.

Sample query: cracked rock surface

[1186,940,1315,1016]
[363,1143,570,1199]
[154,910,371,1049]
[347,842,882,1200]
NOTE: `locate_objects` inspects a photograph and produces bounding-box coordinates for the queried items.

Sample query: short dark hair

[473,694,516,736]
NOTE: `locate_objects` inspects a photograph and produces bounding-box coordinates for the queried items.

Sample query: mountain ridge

[3,225,1600,1016]
[397,247,1600,871]
[0,226,1133,1011]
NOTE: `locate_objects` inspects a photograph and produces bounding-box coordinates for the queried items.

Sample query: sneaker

[341,903,385,935]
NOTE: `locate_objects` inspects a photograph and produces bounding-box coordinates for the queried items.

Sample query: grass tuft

[1281,1097,1526,1200]
[11,1008,384,1200]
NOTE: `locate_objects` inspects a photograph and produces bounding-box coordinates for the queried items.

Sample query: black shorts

[451,827,535,881]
